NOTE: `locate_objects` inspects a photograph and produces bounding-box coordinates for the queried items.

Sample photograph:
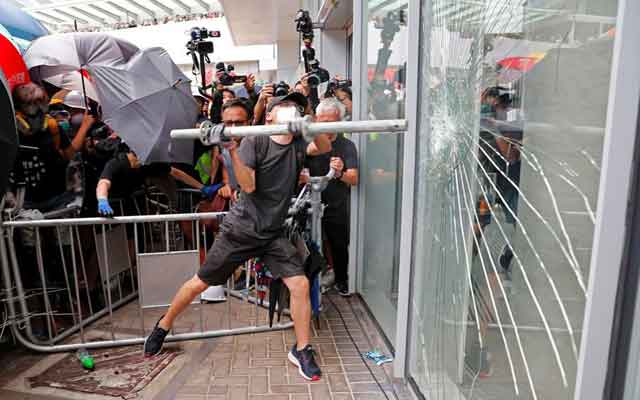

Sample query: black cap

[266,92,308,114]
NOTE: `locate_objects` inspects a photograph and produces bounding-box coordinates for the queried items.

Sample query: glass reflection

[409,0,618,398]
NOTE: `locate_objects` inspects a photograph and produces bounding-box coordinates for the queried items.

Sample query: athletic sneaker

[144,317,168,357]
[288,344,322,381]
[334,281,350,297]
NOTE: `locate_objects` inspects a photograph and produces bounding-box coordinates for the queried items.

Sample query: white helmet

[62,90,87,110]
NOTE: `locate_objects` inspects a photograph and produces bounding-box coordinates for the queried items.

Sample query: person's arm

[306,133,331,156]
[219,165,233,198]
[170,167,203,190]
[228,141,256,193]
[339,167,359,186]
[96,178,114,216]
[62,111,96,159]
[253,84,274,125]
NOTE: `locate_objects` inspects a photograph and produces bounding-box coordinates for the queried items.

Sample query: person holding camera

[306,97,358,296]
[143,92,331,382]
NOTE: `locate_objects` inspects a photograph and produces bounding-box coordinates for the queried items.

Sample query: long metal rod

[171,119,408,141]
[1,212,228,228]
[10,320,294,353]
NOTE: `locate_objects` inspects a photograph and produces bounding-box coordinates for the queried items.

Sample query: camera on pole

[295,9,329,108]
[186,27,221,100]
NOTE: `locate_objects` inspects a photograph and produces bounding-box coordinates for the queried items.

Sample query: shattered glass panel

[408,0,618,398]
[358,0,409,342]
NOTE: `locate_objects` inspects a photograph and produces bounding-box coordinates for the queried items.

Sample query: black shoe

[334,281,350,297]
[144,317,169,357]
[288,344,322,381]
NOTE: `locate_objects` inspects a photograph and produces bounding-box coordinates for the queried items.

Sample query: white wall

[105,18,277,72]
[320,29,348,78]
[276,40,301,84]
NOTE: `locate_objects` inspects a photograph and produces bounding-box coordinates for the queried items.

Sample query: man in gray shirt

[144,92,331,382]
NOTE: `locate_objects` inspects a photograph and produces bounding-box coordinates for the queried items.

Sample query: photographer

[306,98,359,296]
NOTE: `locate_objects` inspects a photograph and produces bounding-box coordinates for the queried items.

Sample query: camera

[305,59,330,88]
[274,81,290,97]
[295,10,314,41]
[325,78,352,97]
[187,27,220,54]
[215,62,247,86]
[375,11,403,44]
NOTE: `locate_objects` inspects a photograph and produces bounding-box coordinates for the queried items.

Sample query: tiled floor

[1,293,415,400]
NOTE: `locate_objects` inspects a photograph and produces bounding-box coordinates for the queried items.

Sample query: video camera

[187,27,220,54]
[325,78,352,98]
[295,9,329,95]
[215,62,247,86]
[375,10,403,45]
[186,27,222,99]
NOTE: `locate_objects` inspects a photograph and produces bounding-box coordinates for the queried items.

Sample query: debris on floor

[364,350,394,366]
[27,345,180,398]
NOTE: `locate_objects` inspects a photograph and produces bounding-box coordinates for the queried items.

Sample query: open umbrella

[0,33,30,93]
[90,47,198,163]
[0,69,18,201]
[25,34,197,163]
[0,2,48,42]
[25,32,139,102]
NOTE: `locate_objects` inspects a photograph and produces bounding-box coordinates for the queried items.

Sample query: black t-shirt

[100,155,171,198]
[15,125,71,202]
[224,135,307,239]
[306,135,358,221]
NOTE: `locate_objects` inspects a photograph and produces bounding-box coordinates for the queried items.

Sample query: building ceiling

[14,0,222,30]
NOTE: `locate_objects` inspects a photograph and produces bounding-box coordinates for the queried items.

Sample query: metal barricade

[0,211,294,353]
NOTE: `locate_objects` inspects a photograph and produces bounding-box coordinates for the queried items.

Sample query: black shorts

[197,226,305,286]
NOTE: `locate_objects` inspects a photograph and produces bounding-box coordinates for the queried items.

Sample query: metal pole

[1,212,228,228]
[170,118,408,143]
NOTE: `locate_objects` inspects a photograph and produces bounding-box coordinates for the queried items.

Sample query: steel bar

[11,320,294,353]
[171,119,408,142]
[74,227,94,316]
[34,229,54,340]
[55,227,78,325]
[69,228,85,344]
[101,226,116,341]
[2,212,228,228]
[134,222,145,337]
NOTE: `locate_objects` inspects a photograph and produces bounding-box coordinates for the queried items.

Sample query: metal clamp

[287,115,314,142]
[199,120,229,146]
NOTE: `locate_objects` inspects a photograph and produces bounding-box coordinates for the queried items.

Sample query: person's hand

[232,190,240,203]
[81,110,96,129]
[201,183,224,199]
[219,184,233,199]
[97,198,114,217]
[244,73,256,93]
[258,84,274,104]
[299,73,312,96]
[330,157,344,175]
[221,139,238,152]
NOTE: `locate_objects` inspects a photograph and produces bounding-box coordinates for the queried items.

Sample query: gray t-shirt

[224,135,307,240]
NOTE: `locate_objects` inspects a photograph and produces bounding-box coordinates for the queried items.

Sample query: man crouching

[143,92,331,381]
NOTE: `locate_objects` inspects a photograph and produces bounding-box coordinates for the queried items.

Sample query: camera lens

[307,74,320,88]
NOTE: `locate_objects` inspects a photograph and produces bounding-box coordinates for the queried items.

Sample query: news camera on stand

[295,9,330,110]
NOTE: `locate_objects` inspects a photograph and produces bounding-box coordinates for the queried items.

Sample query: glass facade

[406,0,619,398]
[357,0,409,342]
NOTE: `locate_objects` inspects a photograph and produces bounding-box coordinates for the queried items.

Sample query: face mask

[70,113,85,130]
[22,103,41,116]
[275,107,300,123]
[481,103,494,114]
[58,120,71,134]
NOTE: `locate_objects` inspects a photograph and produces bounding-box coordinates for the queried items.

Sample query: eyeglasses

[223,120,249,127]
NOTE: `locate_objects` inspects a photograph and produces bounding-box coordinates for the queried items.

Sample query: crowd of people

[8,68,358,382]
[59,11,224,33]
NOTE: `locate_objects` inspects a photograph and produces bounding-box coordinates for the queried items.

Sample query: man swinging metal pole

[144,93,331,382]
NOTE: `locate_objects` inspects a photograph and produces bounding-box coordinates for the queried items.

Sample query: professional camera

[295,10,314,41]
[274,81,290,97]
[325,78,352,97]
[305,58,330,88]
[215,62,247,86]
[375,10,403,44]
[187,27,220,55]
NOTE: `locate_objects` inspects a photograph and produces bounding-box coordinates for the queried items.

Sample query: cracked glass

[408,0,619,398]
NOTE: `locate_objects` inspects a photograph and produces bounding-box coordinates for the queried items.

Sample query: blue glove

[201,183,224,199]
[97,198,114,216]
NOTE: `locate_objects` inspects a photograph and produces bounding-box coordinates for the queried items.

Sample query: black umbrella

[0,70,18,201]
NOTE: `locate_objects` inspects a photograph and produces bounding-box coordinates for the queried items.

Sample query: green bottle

[76,348,95,370]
